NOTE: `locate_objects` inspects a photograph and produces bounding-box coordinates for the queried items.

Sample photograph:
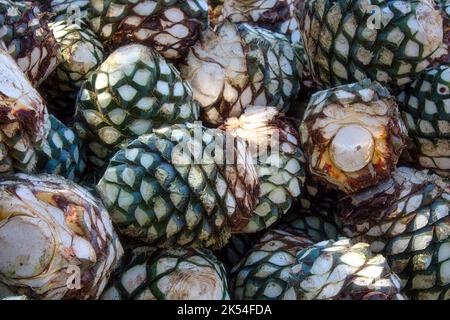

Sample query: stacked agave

[96,107,306,248]
[231,230,406,300]
[298,0,446,88]
[1,0,450,302]
[181,21,300,125]
[0,0,60,85]
[74,44,199,169]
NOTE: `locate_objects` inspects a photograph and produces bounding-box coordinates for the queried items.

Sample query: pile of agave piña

[0,0,449,301]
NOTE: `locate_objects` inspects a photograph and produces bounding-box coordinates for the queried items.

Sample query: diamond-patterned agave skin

[397,65,450,177]
[181,21,300,126]
[298,0,445,88]
[36,0,90,23]
[89,0,209,60]
[101,246,230,300]
[0,0,60,86]
[232,231,405,300]
[97,123,260,249]
[0,48,49,173]
[337,166,450,300]
[36,115,86,181]
[0,174,124,300]
[74,44,199,170]
[222,107,306,232]
[300,80,407,193]
[275,209,340,243]
[40,21,105,122]
[220,0,302,43]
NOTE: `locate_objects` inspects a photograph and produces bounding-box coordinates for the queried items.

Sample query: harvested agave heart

[40,21,105,122]
[101,246,229,300]
[0,174,124,300]
[0,0,60,86]
[74,44,199,170]
[397,65,450,177]
[181,21,300,126]
[337,166,450,300]
[300,80,407,193]
[298,0,446,88]
[0,48,49,173]
[97,123,260,249]
[220,0,302,43]
[89,0,209,60]
[231,230,406,300]
[221,106,306,232]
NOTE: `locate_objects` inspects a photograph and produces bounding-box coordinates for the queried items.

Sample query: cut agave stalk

[40,20,105,122]
[300,80,407,193]
[74,44,199,170]
[298,0,446,88]
[397,65,450,177]
[0,0,61,85]
[89,0,209,60]
[231,230,406,300]
[0,47,49,173]
[101,246,230,300]
[35,115,86,181]
[222,106,306,232]
[97,123,260,249]
[0,174,124,300]
[181,21,300,126]
[337,166,450,300]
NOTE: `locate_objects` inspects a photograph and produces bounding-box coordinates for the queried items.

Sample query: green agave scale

[231,231,405,300]
[337,166,450,300]
[74,44,199,170]
[97,123,260,249]
[299,0,445,88]
[0,0,60,86]
[397,65,450,177]
[36,115,86,181]
[40,21,105,122]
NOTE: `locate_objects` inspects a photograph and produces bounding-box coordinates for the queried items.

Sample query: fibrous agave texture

[101,246,229,300]
[89,0,209,60]
[74,44,199,170]
[397,65,450,177]
[298,0,446,88]
[0,48,49,173]
[221,106,306,232]
[97,123,260,249]
[337,166,450,300]
[0,0,60,86]
[40,20,105,122]
[231,230,406,300]
[181,21,300,126]
[220,0,302,43]
[0,174,124,300]
[300,80,407,193]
